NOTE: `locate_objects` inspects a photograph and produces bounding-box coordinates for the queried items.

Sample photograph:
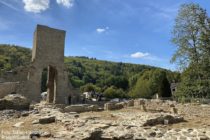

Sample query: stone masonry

[0,82,19,98]
[25,25,71,104]
[0,25,73,104]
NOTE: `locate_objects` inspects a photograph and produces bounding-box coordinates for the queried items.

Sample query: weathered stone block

[64,105,87,113]
[170,107,178,114]
[39,116,56,124]
[134,99,146,106]
[87,105,99,111]
[127,100,134,107]
[115,102,124,109]
[104,103,116,111]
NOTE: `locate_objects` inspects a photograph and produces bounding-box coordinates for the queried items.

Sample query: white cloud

[130,52,150,58]
[56,0,74,8]
[130,51,166,62]
[96,28,105,33]
[23,0,49,13]
[96,27,109,33]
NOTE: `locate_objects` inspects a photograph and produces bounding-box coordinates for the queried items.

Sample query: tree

[171,3,210,98]
[171,4,208,70]
[0,44,31,76]
[103,86,126,99]
[104,76,129,90]
[82,73,95,84]
[158,77,172,97]
[129,77,153,99]
[80,83,101,93]
[129,69,171,98]
[128,74,139,89]
[70,76,85,88]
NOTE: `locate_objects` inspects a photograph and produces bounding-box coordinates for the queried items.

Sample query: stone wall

[0,25,75,104]
[0,82,19,98]
[0,66,29,82]
[143,99,177,112]
[20,25,72,104]
[104,99,177,113]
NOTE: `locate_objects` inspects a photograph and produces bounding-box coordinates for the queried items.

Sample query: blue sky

[0,0,210,70]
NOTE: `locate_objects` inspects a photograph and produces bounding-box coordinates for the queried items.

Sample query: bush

[103,86,126,99]
[80,83,101,93]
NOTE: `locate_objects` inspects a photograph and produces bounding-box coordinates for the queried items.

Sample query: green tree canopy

[129,69,171,98]
[80,83,101,93]
[103,86,126,99]
[171,3,210,98]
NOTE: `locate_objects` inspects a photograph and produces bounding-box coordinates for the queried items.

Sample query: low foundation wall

[104,99,177,113]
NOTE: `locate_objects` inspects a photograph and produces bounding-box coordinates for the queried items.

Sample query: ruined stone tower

[25,25,71,104]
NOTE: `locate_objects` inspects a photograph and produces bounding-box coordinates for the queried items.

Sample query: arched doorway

[41,68,48,93]
[41,65,57,103]
[46,65,57,103]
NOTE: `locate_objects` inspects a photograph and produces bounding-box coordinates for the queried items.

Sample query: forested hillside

[0,44,31,76]
[0,44,180,98]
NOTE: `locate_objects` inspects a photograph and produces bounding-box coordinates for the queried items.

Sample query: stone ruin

[0,25,73,104]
